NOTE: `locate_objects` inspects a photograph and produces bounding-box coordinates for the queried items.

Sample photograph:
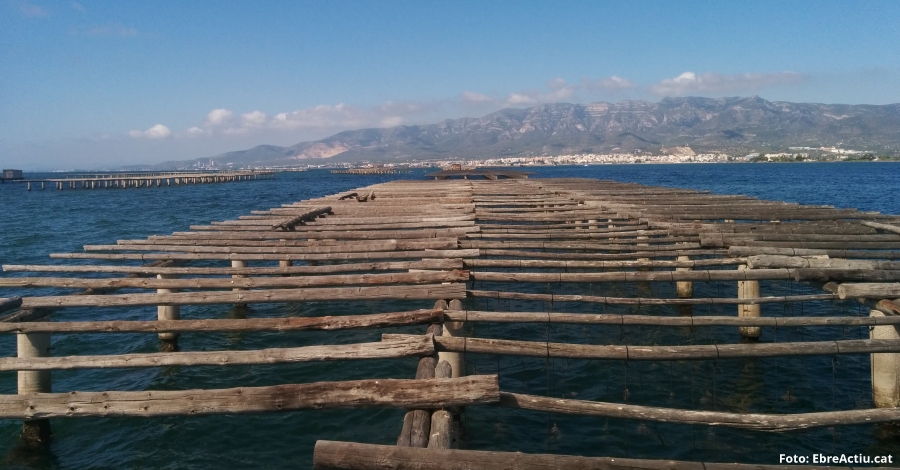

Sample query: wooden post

[870,309,900,407]
[439,299,465,378]
[676,255,693,298]
[157,274,180,351]
[737,264,761,339]
[232,260,248,307]
[18,332,51,442]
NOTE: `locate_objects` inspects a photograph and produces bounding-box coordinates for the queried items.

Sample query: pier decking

[17,170,274,191]
[2,177,900,467]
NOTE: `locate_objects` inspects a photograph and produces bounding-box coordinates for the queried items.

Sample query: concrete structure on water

[1,177,900,468]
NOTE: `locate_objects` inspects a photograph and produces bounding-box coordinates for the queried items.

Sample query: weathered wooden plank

[21,283,466,308]
[0,336,434,371]
[312,441,854,470]
[0,375,500,419]
[48,249,481,262]
[467,289,836,305]
[442,310,900,327]
[0,308,443,334]
[0,270,470,290]
[838,282,900,299]
[383,334,900,360]
[469,269,794,283]
[499,392,900,432]
[463,258,745,269]
[3,259,463,275]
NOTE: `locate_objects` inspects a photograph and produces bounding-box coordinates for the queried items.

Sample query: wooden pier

[16,170,274,191]
[330,168,411,175]
[2,177,900,467]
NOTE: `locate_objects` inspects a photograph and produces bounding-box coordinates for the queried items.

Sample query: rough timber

[2,177,900,468]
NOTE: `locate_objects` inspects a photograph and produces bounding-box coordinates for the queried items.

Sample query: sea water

[0,163,898,468]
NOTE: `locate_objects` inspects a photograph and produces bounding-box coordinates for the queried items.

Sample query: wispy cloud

[650,71,806,96]
[128,124,171,139]
[82,23,140,38]
[69,1,84,12]
[582,75,636,91]
[19,2,49,17]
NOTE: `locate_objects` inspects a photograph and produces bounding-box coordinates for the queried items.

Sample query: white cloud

[206,108,234,126]
[19,2,49,17]
[502,79,576,107]
[70,1,84,12]
[241,111,267,128]
[186,126,205,137]
[460,91,493,104]
[651,71,806,96]
[128,124,171,139]
[380,116,404,127]
[270,103,368,130]
[583,75,636,91]
[84,24,139,38]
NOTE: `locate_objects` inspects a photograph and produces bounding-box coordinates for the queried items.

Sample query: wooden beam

[0,336,433,371]
[21,284,466,308]
[312,441,854,470]
[0,375,500,419]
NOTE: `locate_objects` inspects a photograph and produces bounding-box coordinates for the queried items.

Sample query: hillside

[154,96,900,168]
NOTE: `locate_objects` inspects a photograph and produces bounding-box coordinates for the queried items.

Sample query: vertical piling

[737,265,761,339]
[676,255,694,299]
[18,332,51,442]
[870,309,900,408]
[157,274,180,351]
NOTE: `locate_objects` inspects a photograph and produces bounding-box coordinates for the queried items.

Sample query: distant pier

[427,168,531,180]
[330,168,411,175]
[17,170,274,191]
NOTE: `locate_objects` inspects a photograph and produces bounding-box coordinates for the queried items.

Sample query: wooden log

[793,268,900,283]
[463,258,745,269]
[479,248,726,261]
[0,376,500,419]
[157,274,179,351]
[676,255,693,298]
[439,299,466,381]
[870,309,900,408]
[498,392,900,432]
[467,289,836,305]
[468,269,794,283]
[397,356,436,447]
[442,310,900,328]
[383,334,900,360]
[20,284,466,309]
[0,336,434,371]
[730,246,900,259]
[272,206,333,231]
[0,308,444,334]
[838,283,900,300]
[93,238,458,252]
[3,259,463,276]
[746,255,896,270]
[18,332,51,442]
[861,220,900,235]
[427,359,456,449]
[48,248,482,262]
[737,265,761,338]
[0,270,470,290]
[312,440,855,470]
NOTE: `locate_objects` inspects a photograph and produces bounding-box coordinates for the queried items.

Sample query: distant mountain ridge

[155,96,900,168]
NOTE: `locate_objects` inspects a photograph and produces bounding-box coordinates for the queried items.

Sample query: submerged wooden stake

[18,332,51,442]
[737,265,761,339]
[870,309,900,408]
[157,274,179,351]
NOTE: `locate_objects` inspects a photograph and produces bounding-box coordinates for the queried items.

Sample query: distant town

[185,145,892,172]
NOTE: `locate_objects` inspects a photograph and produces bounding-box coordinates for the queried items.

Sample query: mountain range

[155,96,900,168]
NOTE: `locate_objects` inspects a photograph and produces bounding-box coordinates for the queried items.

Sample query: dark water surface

[1,163,898,468]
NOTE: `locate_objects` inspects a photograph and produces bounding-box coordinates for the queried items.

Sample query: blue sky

[2,0,899,169]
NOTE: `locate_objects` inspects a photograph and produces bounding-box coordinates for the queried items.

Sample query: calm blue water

[0,163,898,468]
